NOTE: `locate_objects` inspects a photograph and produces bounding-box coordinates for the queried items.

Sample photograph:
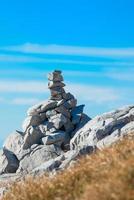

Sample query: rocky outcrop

[0,70,134,198]
[70,105,134,152]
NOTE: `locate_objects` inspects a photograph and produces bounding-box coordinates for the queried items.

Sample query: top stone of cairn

[48,70,66,100]
[48,70,63,82]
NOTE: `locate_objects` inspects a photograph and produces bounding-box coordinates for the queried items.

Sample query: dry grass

[3,136,134,200]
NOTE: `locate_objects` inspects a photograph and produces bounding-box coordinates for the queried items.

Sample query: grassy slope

[3,136,134,200]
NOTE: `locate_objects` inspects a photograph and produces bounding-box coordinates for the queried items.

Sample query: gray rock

[32,155,65,176]
[70,105,134,152]
[71,105,85,125]
[55,105,71,118]
[48,72,63,82]
[67,98,77,108]
[50,94,63,101]
[57,99,65,107]
[39,121,56,134]
[17,144,62,173]
[46,110,57,118]
[64,119,74,133]
[22,126,44,149]
[42,131,66,145]
[22,115,42,132]
[50,113,68,129]
[62,92,75,100]
[50,87,65,97]
[27,100,57,116]
[0,149,19,174]
[39,112,47,121]
[71,105,85,116]
[71,113,91,138]
[48,81,65,89]
[3,131,24,156]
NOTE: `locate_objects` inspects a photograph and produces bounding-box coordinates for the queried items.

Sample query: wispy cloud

[66,83,119,103]
[1,43,134,58]
[11,98,40,105]
[0,80,48,93]
[0,80,120,103]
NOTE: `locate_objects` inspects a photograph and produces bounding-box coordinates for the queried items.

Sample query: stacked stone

[20,70,85,152]
[48,70,65,100]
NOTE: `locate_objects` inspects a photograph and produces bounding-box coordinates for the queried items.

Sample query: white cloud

[1,43,134,58]
[0,80,48,93]
[11,98,40,105]
[0,80,120,104]
[66,83,119,103]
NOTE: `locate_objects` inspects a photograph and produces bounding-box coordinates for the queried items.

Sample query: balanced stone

[48,71,63,82]
[48,81,65,89]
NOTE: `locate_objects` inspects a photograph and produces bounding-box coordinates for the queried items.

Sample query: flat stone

[48,81,65,89]
[50,94,63,101]
[50,87,65,97]
[42,131,66,145]
[27,100,57,116]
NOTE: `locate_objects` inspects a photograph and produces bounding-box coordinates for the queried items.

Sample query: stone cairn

[0,70,89,175]
[22,70,85,150]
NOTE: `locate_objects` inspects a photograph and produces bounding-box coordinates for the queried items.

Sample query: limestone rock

[22,126,44,149]
[0,149,19,174]
[70,106,134,152]
[3,131,24,156]
[42,131,66,145]
[17,144,62,173]
[48,81,65,89]
[27,100,57,116]
[55,105,71,118]
[50,113,68,129]
[22,115,43,132]
[48,71,63,82]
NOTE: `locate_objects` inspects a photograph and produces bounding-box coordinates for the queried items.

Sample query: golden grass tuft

[3,136,134,200]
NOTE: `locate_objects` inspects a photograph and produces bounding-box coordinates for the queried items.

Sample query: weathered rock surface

[27,100,57,116]
[3,131,24,156]
[23,126,44,149]
[70,105,134,153]
[42,131,66,145]
[0,149,19,175]
[17,144,63,173]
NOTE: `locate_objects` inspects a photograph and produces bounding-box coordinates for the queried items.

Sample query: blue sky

[0,0,134,146]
